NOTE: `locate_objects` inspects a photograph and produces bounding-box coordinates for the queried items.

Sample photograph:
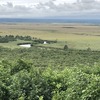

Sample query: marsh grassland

[0,23,100,50]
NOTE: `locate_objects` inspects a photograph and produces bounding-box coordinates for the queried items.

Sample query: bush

[64,45,68,50]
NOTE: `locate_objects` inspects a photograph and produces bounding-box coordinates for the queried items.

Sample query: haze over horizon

[0,0,100,19]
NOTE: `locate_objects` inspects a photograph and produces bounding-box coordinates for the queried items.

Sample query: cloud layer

[0,0,100,18]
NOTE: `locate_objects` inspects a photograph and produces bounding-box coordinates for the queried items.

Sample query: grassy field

[0,23,100,50]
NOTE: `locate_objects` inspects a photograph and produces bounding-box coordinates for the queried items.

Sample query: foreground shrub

[0,60,100,100]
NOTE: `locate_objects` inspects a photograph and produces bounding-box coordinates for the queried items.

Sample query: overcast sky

[0,0,100,18]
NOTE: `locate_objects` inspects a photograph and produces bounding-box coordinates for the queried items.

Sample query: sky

[0,0,100,18]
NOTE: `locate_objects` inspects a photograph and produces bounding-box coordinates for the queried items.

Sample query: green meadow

[0,23,100,50]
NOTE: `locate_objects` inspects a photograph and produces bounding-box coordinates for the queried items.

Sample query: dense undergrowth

[0,46,100,100]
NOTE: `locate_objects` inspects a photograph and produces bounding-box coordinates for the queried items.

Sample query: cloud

[35,0,100,17]
[80,0,95,3]
[0,2,35,18]
[36,0,96,11]
[0,0,100,18]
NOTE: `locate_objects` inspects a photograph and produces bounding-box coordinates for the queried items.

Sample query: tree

[64,45,68,50]
[87,47,91,51]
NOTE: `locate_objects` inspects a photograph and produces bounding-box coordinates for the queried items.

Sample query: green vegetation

[0,23,100,100]
[64,45,69,50]
[0,46,100,100]
[0,35,57,49]
[0,35,32,43]
[1,23,100,50]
